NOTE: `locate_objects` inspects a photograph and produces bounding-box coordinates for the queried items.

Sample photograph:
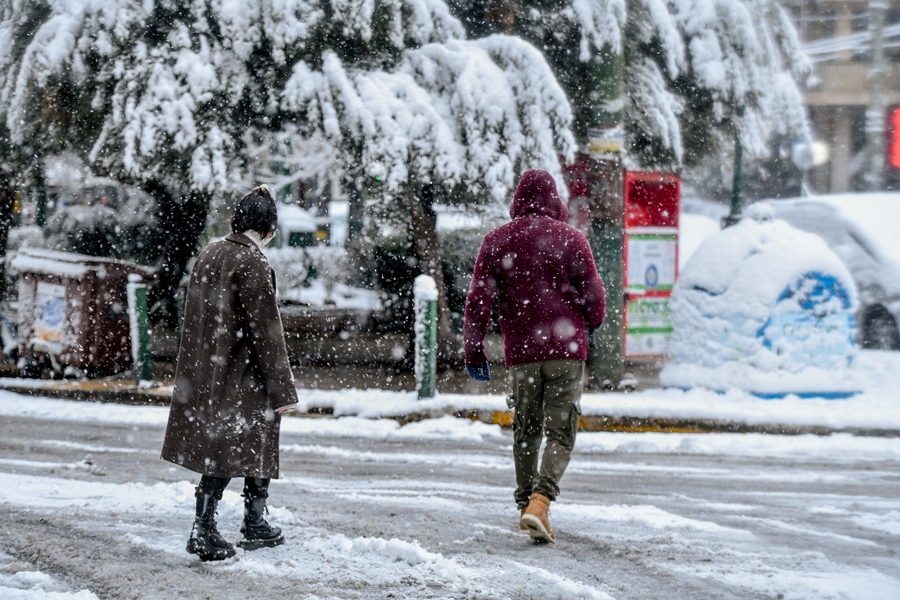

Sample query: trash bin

[659,205,861,398]
[10,248,156,378]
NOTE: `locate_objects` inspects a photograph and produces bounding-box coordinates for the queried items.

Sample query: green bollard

[414,274,438,399]
[127,274,153,384]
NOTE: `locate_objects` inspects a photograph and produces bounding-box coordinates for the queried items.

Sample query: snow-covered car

[680,194,900,350]
[662,208,861,397]
[766,194,900,351]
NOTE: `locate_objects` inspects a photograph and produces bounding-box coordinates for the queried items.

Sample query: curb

[361,408,900,438]
[465,411,900,437]
[0,381,172,406]
[3,381,898,438]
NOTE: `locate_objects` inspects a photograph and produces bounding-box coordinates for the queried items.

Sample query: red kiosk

[563,164,680,358]
[622,172,679,357]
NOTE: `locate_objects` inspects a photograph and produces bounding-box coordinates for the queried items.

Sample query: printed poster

[33,282,66,354]
[626,234,677,290]
[625,296,673,356]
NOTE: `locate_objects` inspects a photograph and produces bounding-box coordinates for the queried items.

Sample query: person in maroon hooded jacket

[464,169,606,544]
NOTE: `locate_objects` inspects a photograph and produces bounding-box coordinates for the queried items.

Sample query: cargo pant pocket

[568,400,582,443]
[511,395,525,439]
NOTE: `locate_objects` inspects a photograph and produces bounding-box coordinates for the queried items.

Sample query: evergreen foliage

[0,0,573,203]
[0,0,575,332]
[451,0,810,170]
[0,0,810,332]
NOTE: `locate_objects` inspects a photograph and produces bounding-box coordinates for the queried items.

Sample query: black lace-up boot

[237,478,285,550]
[206,501,231,550]
[186,489,236,561]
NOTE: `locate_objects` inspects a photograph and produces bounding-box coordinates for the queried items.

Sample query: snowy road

[1,395,899,599]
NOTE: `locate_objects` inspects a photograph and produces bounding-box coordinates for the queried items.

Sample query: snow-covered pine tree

[0,0,574,333]
[451,0,809,170]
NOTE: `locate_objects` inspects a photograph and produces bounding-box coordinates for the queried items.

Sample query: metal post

[127,274,153,384]
[865,1,887,191]
[586,43,625,389]
[413,274,438,399]
[723,133,744,228]
[34,163,46,228]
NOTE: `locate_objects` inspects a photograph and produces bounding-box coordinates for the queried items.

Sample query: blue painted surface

[758,272,856,371]
[669,387,859,400]
[775,272,851,311]
[751,390,859,400]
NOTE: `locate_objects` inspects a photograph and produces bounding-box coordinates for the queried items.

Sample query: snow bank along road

[8,351,900,436]
[0,393,898,599]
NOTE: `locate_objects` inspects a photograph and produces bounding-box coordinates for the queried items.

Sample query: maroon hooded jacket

[464,170,606,367]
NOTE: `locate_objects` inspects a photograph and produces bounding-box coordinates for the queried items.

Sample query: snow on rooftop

[277,203,317,233]
[8,248,155,280]
[8,254,91,279]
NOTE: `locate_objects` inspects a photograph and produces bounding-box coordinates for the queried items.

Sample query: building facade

[784,0,900,192]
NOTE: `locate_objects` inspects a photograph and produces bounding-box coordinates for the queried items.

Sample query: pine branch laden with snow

[651,0,810,161]
[625,56,685,166]
[568,0,627,61]
[617,0,810,165]
[0,0,574,206]
[0,0,463,191]
[512,0,808,169]
[96,31,246,192]
[0,4,16,110]
[283,35,574,203]
[1,0,241,191]
[470,35,576,186]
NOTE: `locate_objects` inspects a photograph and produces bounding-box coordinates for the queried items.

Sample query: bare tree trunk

[0,169,16,301]
[346,177,365,248]
[407,183,457,364]
[144,180,209,327]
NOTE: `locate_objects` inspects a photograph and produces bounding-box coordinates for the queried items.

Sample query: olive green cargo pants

[509,359,584,508]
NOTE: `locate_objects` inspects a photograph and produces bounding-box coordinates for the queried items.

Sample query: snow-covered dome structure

[660,206,861,398]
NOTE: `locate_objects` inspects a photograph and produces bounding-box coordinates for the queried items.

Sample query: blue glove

[466,363,491,382]
[587,328,597,349]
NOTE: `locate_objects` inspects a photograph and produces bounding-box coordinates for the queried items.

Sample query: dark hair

[231,185,278,237]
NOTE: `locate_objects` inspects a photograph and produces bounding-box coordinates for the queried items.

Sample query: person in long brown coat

[161,185,297,561]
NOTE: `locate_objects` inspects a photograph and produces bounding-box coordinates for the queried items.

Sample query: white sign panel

[626,234,677,290]
[625,296,673,357]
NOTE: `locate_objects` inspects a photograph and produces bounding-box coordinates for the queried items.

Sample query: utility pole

[586,44,625,389]
[864,1,887,190]
[722,132,743,228]
[33,161,46,228]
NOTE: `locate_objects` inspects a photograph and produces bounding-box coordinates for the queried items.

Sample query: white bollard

[413,274,438,399]
[126,274,152,384]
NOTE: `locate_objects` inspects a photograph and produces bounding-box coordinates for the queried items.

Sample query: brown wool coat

[160,233,295,478]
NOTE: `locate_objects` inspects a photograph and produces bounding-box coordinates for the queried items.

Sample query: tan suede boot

[519,505,528,533]
[520,493,554,543]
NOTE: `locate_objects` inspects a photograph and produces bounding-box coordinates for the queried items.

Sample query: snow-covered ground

[0,195,897,599]
[2,389,899,599]
[2,350,898,432]
[277,350,899,431]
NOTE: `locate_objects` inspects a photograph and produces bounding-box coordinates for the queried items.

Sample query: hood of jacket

[509,169,569,222]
